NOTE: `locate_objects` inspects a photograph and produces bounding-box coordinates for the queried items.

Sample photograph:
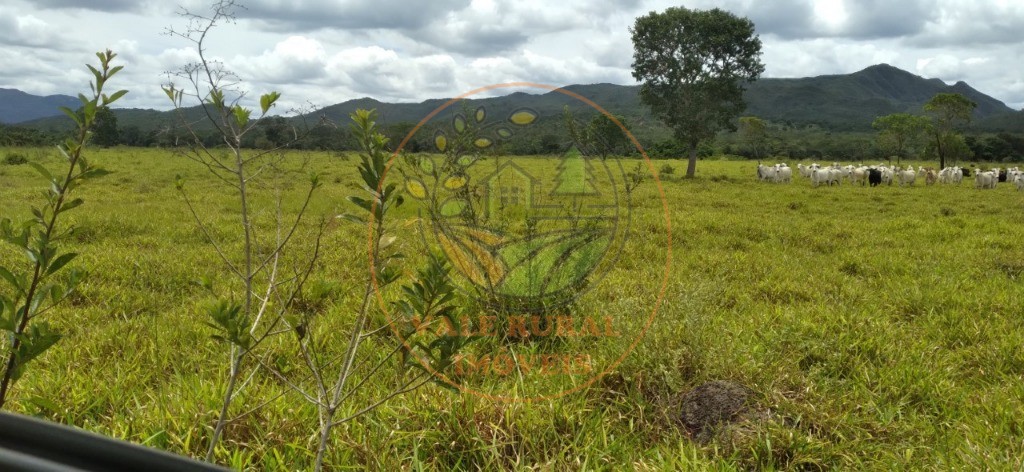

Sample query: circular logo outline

[369,82,673,403]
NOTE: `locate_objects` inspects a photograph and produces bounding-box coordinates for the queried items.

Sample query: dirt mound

[680,380,755,442]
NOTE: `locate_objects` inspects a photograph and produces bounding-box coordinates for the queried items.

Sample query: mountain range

[0,88,81,124]
[6,64,1023,133]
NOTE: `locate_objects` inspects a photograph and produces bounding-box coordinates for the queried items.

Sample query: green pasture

[0,146,1022,470]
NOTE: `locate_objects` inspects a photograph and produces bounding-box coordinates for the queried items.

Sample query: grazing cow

[757,162,777,182]
[867,168,882,187]
[961,168,971,177]
[775,163,793,183]
[975,170,997,189]
[1015,173,1024,191]
[849,166,868,186]
[938,166,961,184]
[999,169,1008,182]
[811,166,841,187]
[1007,168,1022,186]
[874,165,895,186]
[897,165,917,187]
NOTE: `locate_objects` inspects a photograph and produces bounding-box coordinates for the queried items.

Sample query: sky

[3,0,1024,113]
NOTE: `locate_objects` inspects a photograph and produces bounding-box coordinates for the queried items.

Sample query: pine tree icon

[551,146,599,196]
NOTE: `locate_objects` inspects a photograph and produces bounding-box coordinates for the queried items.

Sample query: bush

[3,153,27,165]
[660,163,675,175]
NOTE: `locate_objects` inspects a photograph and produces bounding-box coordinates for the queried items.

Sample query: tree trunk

[685,144,698,178]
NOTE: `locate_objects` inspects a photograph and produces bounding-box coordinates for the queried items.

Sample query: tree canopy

[631,6,764,177]
[924,93,977,168]
[871,113,930,165]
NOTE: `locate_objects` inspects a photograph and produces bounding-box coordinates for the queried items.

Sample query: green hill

[14,63,1023,136]
[0,88,80,124]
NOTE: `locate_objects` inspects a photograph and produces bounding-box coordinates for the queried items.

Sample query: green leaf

[13,323,63,380]
[59,107,82,126]
[46,252,77,276]
[347,196,373,213]
[0,266,21,294]
[27,163,53,182]
[59,198,84,214]
[260,91,281,115]
[336,213,365,224]
[103,89,128,106]
[86,64,102,86]
[207,89,225,110]
[0,296,15,332]
[232,106,251,129]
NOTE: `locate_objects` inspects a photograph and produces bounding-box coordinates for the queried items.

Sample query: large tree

[89,105,119,147]
[924,93,976,169]
[737,116,768,160]
[588,113,631,158]
[631,7,764,177]
[871,113,930,165]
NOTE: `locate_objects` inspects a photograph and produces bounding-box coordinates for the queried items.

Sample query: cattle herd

[757,162,1024,190]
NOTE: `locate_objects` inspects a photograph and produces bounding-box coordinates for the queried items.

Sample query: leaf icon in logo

[440,198,466,217]
[436,225,506,288]
[474,137,493,149]
[419,155,435,173]
[508,108,537,126]
[434,130,447,153]
[475,106,486,123]
[496,127,513,139]
[406,179,428,199]
[453,114,467,133]
[444,176,468,190]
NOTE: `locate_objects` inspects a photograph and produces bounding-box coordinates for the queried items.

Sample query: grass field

[1,146,1023,470]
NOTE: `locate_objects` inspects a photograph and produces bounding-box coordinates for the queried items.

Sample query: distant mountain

[0,88,80,124]
[742,63,1016,130]
[14,63,1024,134]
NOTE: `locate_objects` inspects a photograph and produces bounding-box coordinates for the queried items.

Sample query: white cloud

[0,0,1022,111]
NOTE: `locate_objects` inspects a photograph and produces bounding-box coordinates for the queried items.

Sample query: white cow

[897,165,916,187]
[775,163,792,183]
[849,166,868,186]
[975,170,997,189]
[811,166,842,187]
[880,165,895,185]
[757,162,777,182]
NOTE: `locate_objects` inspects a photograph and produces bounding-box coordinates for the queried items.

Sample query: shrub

[2,153,27,165]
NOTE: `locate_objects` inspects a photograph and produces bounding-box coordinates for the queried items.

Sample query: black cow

[962,168,971,177]
[999,170,1008,182]
[868,168,882,187]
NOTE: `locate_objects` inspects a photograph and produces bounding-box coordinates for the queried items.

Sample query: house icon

[480,161,540,220]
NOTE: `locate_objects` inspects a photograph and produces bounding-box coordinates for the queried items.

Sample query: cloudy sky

[3,0,1024,113]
